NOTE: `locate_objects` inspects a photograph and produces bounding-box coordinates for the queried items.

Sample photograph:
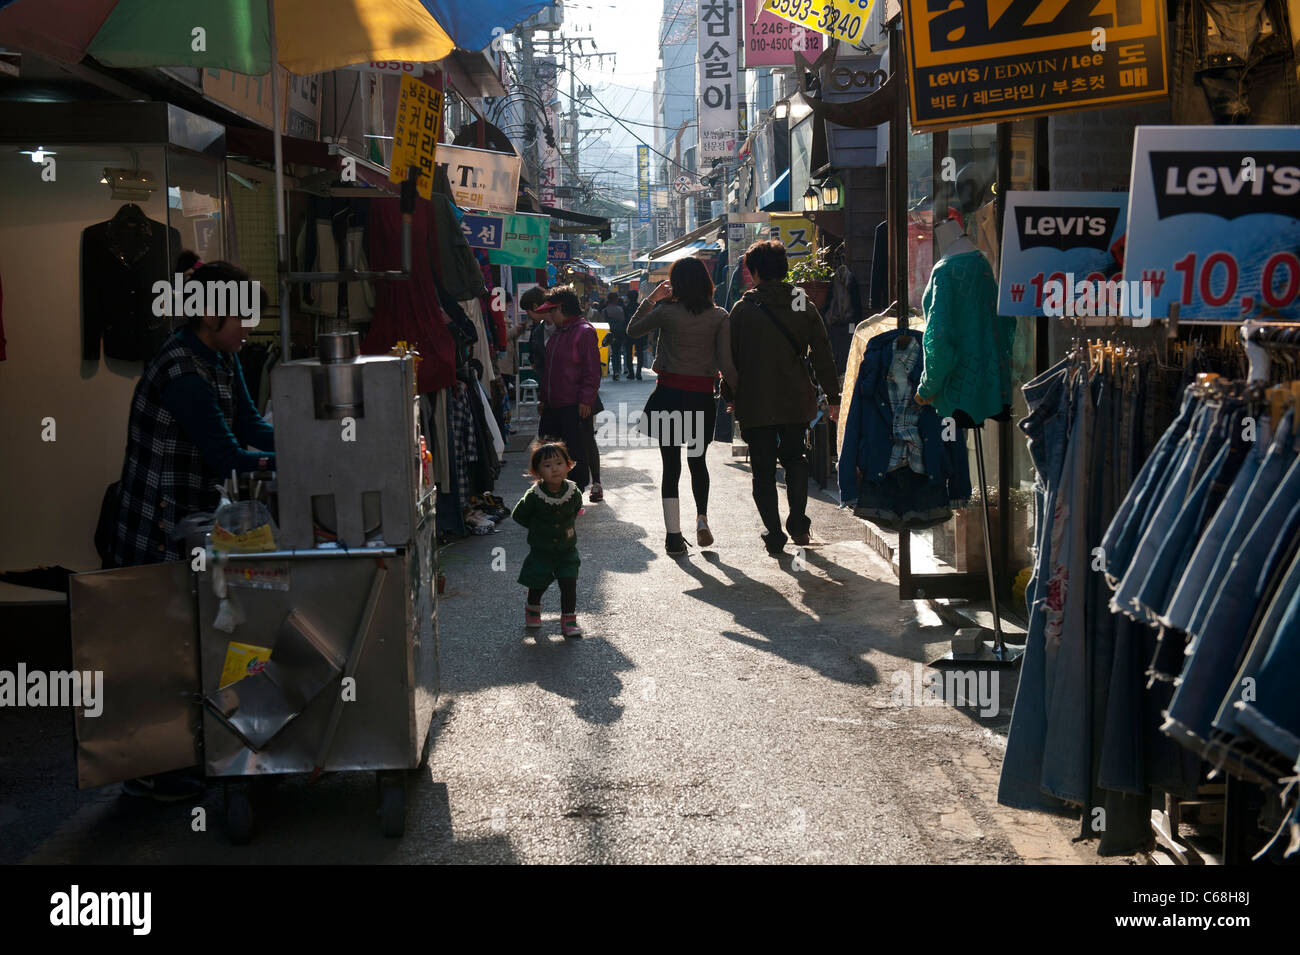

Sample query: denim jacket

[839,327,972,505]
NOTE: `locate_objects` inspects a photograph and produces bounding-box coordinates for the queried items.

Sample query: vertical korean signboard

[902,0,1168,130]
[637,145,651,224]
[389,74,443,200]
[537,57,561,206]
[698,0,739,161]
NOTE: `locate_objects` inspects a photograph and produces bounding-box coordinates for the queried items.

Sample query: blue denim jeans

[1161,424,1269,632]
[1233,581,1300,762]
[1102,390,1198,586]
[999,359,1073,812]
[1165,448,1300,746]
[1183,411,1295,639]
[1213,520,1300,736]
[1040,374,1093,804]
[1112,399,1221,621]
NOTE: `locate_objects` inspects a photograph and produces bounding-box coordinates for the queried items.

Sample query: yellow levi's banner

[389,74,444,200]
[762,0,875,47]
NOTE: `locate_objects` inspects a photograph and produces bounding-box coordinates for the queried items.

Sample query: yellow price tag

[762,0,874,47]
[389,74,444,201]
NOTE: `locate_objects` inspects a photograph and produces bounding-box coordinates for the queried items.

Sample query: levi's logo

[1014,206,1120,251]
[1150,151,1300,220]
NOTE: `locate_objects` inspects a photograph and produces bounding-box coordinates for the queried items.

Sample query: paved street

[2,375,1124,864]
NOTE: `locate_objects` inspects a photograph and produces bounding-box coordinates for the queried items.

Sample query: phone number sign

[902,0,1168,130]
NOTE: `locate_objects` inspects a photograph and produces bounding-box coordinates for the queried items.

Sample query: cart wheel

[225,782,254,845]
[377,771,406,838]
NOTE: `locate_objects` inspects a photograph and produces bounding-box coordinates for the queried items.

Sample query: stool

[519,379,539,404]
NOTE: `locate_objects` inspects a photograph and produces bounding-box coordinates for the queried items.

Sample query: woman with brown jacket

[627,256,738,555]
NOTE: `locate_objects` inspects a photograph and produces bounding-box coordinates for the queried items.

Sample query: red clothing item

[657,371,714,393]
[361,197,456,393]
[541,316,600,407]
[486,295,508,350]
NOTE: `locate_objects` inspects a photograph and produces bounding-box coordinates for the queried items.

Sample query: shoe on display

[696,515,713,547]
[561,613,584,638]
[665,532,688,556]
[588,483,604,502]
[525,603,542,629]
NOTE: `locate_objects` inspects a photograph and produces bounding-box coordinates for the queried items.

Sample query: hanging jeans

[1040,373,1093,804]
[999,359,1073,811]
[1233,578,1300,762]
[1170,0,1300,125]
[1164,448,1300,746]
[1213,524,1300,736]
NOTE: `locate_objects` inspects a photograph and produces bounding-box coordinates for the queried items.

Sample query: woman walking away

[538,286,602,497]
[627,256,738,555]
[512,439,584,637]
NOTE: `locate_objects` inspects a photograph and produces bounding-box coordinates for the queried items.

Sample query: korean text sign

[902,0,1168,130]
[637,145,651,224]
[389,74,443,200]
[434,144,522,214]
[1125,126,1300,323]
[698,0,739,161]
[462,211,551,269]
[997,191,1129,317]
[763,0,873,47]
[770,213,815,259]
[743,0,824,67]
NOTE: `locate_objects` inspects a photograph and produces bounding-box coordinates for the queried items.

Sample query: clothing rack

[1242,320,1300,384]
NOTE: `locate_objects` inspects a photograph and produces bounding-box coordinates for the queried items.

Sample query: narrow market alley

[6,376,1120,865]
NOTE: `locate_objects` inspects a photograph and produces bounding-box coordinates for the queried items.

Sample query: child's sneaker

[561,613,583,638]
[525,603,542,629]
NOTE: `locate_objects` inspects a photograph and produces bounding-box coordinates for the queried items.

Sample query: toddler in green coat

[512,439,584,637]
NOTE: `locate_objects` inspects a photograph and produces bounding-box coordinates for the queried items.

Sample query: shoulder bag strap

[754,300,804,358]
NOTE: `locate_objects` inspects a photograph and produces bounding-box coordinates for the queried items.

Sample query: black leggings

[529,577,577,613]
[660,445,710,513]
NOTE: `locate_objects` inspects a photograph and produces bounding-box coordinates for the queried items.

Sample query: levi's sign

[1126,126,1300,323]
[1149,152,1300,220]
[902,0,1168,129]
[1014,206,1122,251]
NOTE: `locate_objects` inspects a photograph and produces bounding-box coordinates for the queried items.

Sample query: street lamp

[820,176,841,209]
[802,185,821,213]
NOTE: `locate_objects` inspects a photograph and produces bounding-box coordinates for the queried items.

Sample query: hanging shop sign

[433,143,521,215]
[674,175,705,195]
[997,191,1130,318]
[389,74,443,200]
[537,56,561,207]
[762,0,874,48]
[548,239,572,262]
[1125,125,1300,324]
[743,0,824,67]
[770,212,815,258]
[344,61,425,76]
[901,0,1168,130]
[638,145,652,224]
[461,211,551,269]
[698,0,740,160]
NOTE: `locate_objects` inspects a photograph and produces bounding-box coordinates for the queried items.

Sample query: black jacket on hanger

[81,205,182,362]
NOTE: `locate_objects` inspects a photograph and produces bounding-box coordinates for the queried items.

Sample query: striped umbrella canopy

[0,0,549,73]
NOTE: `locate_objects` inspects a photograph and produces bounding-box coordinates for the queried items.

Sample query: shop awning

[540,203,612,240]
[759,169,790,211]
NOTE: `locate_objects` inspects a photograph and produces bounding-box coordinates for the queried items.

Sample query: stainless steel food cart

[69,333,439,842]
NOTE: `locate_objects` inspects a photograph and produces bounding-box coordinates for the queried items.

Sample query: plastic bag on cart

[210,561,245,634]
[212,499,279,555]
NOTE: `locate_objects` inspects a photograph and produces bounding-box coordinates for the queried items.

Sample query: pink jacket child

[542,313,601,409]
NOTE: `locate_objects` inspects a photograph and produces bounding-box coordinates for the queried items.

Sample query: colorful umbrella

[0,0,550,352]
